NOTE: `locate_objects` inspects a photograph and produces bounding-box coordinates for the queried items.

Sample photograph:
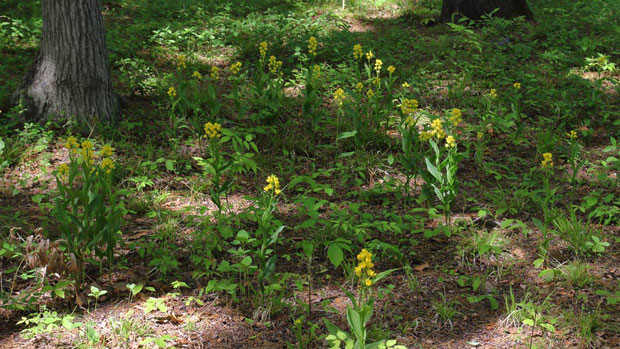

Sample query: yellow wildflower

[64,136,79,150]
[176,55,187,70]
[167,86,177,98]
[477,131,483,140]
[366,89,375,98]
[513,82,521,90]
[79,140,95,164]
[488,89,497,98]
[81,140,94,150]
[450,108,462,126]
[419,131,432,142]
[100,158,115,174]
[268,56,282,74]
[353,44,363,60]
[387,65,395,74]
[259,41,268,59]
[401,98,418,116]
[192,71,202,80]
[204,122,222,139]
[312,64,321,79]
[402,82,410,89]
[100,144,114,157]
[263,174,282,194]
[334,88,345,106]
[542,152,553,168]
[355,82,364,94]
[445,135,456,148]
[210,66,220,80]
[294,318,302,326]
[373,77,381,86]
[355,249,375,288]
[366,51,374,60]
[404,116,415,127]
[58,163,69,177]
[567,130,577,139]
[357,249,371,261]
[374,59,383,74]
[308,36,318,56]
[431,119,446,139]
[229,61,242,75]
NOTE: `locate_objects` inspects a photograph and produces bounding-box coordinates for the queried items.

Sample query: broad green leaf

[327,244,343,267]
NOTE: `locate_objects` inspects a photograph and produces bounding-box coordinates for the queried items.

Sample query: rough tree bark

[440,0,533,23]
[13,0,118,123]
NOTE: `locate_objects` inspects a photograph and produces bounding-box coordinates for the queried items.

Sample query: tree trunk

[13,0,118,123]
[440,0,533,23]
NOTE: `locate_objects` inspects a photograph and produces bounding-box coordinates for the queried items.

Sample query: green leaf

[337,131,358,140]
[327,244,344,268]
[300,218,317,229]
[538,269,556,282]
[425,158,442,182]
[346,307,363,341]
[533,258,544,268]
[241,256,252,266]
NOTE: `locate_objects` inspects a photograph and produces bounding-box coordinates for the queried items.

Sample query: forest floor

[0,0,619,348]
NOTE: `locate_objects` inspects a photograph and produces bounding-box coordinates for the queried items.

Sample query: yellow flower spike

[366,51,374,61]
[355,82,364,94]
[176,55,187,70]
[334,88,345,106]
[204,122,222,139]
[450,108,462,126]
[64,136,78,150]
[100,144,114,157]
[308,36,318,56]
[229,61,242,75]
[367,270,376,277]
[192,71,202,80]
[404,116,415,127]
[401,98,418,116]
[58,163,69,177]
[81,140,94,150]
[488,89,497,98]
[210,66,220,80]
[430,119,446,139]
[374,59,383,74]
[268,56,282,74]
[513,82,521,90]
[567,130,577,139]
[445,135,456,148]
[264,175,282,194]
[542,152,554,168]
[354,265,363,277]
[312,65,321,79]
[100,158,115,174]
[259,41,268,58]
[167,86,177,98]
[387,65,395,74]
[353,44,363,60]
[419,131,432,142]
